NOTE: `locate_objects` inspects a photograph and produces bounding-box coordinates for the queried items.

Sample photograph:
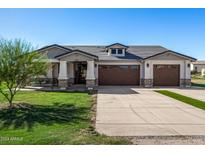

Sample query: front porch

[34,49,98,89]
[58,60,96,88]
[46,60,97,89]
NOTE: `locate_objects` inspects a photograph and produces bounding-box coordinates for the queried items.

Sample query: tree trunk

[9,101,13,109]
[8,96,14,109]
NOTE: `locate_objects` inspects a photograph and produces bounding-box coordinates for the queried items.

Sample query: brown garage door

[153,65,180,86]
[98,65,140,85]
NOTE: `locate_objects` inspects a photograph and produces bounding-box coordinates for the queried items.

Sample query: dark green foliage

[0,39,48,106]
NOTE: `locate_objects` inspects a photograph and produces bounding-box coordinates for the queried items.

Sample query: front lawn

[191,73,205,88]
[155,90,205,110]
[0,91,130,145]
[192,79,205,88]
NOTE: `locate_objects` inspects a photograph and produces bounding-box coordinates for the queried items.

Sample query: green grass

[0,91,130,145]
[191,79,205,88]
[192,82,205,88]
[155,90,205,110]
[191,74,205,88]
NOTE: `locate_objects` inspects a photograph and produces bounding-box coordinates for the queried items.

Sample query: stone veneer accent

[33,78,58,87]
[68,78,74,86]
[180,79,191,87]
[58,79,68,88]
[86,79,96,88]
[95,78,99,86]
[140,79,144,87]
[142,79,153,88]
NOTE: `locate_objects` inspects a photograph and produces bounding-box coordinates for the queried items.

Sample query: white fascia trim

[96,61,142,65]
[144,59,185,64]
[58,51,97,60]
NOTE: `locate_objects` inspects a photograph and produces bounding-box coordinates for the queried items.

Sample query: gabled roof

[38,43,196,61]
[144,50,197,61]
[55,49,98,59]
[65,45,168,61]
[38,44,72,52]
[38,44,98,59]
[105,43,128,48]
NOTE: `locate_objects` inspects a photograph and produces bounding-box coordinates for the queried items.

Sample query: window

[118,49,123,54]
[109,48,125,56]
[119,65,128,69]
[111,49,117,54]
[195,66,197,71]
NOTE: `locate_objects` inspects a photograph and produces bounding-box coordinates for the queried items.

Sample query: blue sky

[0,9,204,59]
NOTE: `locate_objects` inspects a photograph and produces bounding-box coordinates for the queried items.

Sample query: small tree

[0,39,48,107]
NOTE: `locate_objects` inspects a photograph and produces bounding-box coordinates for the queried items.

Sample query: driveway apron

[96,86,205,136]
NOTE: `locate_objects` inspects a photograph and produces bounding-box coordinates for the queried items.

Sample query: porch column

[58,61,68,88]
[86,60,96,87]
[47,64,53,85]
[68,62,74,85]
[47,65,53,78]
[180,60,191,87]
[143,61,153,87]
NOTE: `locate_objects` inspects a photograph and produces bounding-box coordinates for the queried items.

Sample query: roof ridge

[64,45,166,47]
[62,45,105,47]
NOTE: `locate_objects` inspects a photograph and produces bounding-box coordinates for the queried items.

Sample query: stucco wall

[52,63,59,78]
[60,52,94,61]
[41,47,68,59]
[148,52,185,60]
[67,62,74,78]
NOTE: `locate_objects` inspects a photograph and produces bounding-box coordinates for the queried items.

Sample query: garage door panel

[153,65,180,86]
[98,65,140,85]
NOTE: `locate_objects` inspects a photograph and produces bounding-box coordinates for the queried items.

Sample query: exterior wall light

[147,63,149,68]
[187,63,190,68]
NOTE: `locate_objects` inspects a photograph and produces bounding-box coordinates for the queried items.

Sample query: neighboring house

[191,60,205,73]
[37,43,196,88]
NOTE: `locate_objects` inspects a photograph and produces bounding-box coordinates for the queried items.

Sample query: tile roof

[64,45,168,61]
[38,44,196,61]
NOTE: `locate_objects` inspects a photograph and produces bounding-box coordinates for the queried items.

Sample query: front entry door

[74,63,87,84]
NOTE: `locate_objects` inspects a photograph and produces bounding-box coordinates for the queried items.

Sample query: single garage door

[98,65,140,85]
[153,65,180,86]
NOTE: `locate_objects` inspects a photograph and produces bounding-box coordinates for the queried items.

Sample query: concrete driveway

[96,86,205,136]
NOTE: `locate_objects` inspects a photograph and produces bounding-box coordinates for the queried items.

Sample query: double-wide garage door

[153,65,180,86]
[98,65,140,85]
